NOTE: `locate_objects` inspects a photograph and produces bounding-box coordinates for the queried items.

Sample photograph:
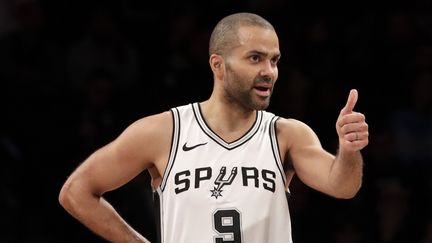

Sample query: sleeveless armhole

[269,116,287,186]
[160,107,181,192]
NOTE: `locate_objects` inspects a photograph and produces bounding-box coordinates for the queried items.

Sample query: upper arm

[64,111,172,196]
[277,118,336,194]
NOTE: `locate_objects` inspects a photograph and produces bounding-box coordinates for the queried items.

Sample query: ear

[209,54,224,78]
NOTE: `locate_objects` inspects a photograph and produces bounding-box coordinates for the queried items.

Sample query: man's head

[209,13,280,111]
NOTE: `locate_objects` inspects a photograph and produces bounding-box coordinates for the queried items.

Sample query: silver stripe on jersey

[269,116,287,186]
[161,108,181,191]
[155,188,164,243]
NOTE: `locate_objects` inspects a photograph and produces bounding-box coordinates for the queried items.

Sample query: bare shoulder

[276,117,313,136]
[114,111,173,165]
[275,117,319,150]
[128,111,172,137]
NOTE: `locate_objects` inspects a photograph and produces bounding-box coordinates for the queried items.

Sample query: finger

[336,112,365,126]
[340,122,368,134]
[341,89,358,115]
[344,131,369,142]
[346,139,369,151]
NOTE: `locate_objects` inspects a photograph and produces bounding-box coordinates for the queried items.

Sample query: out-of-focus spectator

[415,43,432,69]
[389,70,432,167]
[374,177,420,243]
[297,16,340,82]
[0,0,18,38]
[66,4,140,91]
[0,110,25,242]
[0,0,63,91]
[331,222,363,243]
[419,218,432,243]
[73,69,121,156]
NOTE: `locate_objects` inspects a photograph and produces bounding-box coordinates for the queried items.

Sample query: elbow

[58,179,89,212]
[58,181,87,221]
[335,190,358,199]
[59,177,102,213]
[59,181,74,210]
[334,182,362,199]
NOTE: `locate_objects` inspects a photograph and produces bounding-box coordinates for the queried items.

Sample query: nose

[259,60,277,81]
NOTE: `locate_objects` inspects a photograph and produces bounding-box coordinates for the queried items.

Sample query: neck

[199,95,256,142]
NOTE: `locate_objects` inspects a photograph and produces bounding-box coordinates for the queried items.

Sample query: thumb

[341,89,358,114]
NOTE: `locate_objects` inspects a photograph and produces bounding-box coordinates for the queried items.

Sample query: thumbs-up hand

[336,89,369,152]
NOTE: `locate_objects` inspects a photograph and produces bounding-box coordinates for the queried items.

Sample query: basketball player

[59,12,369,243]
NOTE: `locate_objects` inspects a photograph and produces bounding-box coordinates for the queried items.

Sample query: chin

[257,98,271,110]
[253,102,270,110]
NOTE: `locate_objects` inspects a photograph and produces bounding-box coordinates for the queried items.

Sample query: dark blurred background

[1,0,431,242]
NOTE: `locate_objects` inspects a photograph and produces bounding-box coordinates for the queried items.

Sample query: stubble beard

[224,67,272,111]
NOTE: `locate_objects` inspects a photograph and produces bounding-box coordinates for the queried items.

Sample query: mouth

[253,84,272,97]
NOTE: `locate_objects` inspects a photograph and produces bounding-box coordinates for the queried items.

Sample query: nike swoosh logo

[182,142,208,151]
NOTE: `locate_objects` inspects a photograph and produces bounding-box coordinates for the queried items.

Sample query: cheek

[229,68,251,85]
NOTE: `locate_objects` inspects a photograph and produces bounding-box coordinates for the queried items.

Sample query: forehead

[234,25,280,55]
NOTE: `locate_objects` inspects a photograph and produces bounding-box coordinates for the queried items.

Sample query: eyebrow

[248,50,281,59]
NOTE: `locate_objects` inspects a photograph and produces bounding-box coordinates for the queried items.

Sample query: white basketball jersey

[154,103,292,243]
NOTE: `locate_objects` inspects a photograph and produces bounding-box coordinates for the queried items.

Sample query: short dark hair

[209,12,275,56]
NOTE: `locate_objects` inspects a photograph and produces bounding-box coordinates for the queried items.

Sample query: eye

[271,57,280,65]
[250,55,261,63]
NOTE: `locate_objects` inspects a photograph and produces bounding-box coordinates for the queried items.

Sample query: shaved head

[209,12,275,57]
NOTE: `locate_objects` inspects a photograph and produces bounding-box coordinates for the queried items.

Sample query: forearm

[328,149,363,199]
[59,186,150,243]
